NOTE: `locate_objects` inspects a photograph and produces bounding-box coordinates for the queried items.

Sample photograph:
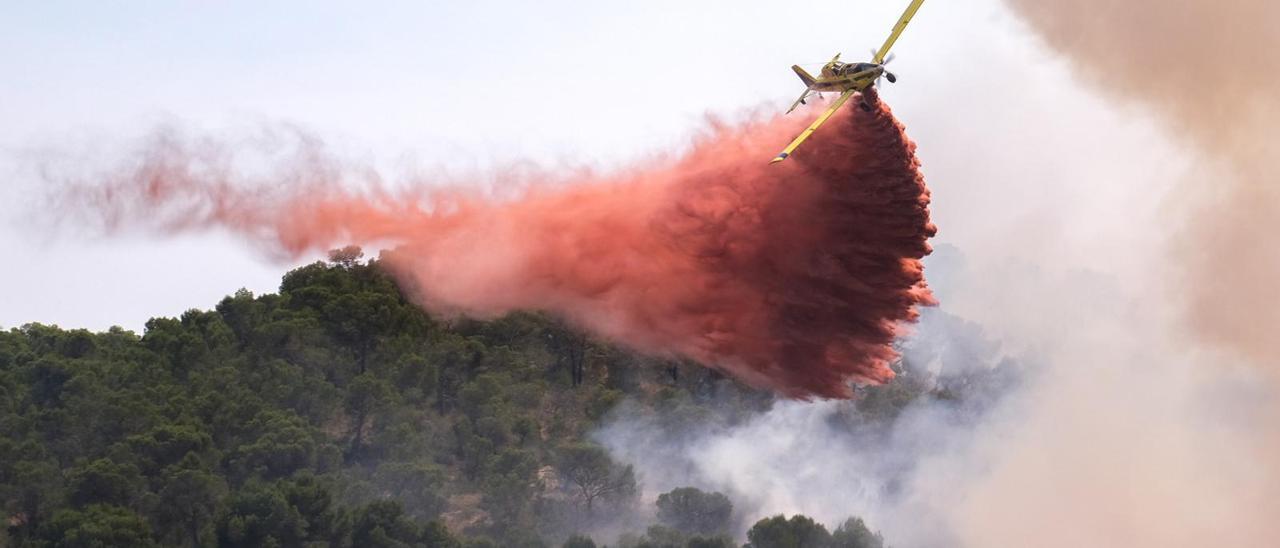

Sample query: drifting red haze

[71,90,936,399]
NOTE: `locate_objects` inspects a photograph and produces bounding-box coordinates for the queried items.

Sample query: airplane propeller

[872,49,899,85]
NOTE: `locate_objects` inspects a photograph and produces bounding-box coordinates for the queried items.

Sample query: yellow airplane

[771,0,926,164]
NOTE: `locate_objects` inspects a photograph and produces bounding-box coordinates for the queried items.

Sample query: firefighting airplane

[771,0,927,164]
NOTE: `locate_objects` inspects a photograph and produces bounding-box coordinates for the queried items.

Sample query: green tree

[281,473,348,544]
[655,487,733,536]
[686,536,737,548]
[350,500,459,548]
[27,355,73,407]
[542,322,592,387]
[41,504,158,548]
[555,443,637,513]
[1,457,63,537]
[374,460,449,520]
[0,256,805,548]
[745,514,832,548]
[217,483,307,547]
[481,448,542,533]
[153,455,225,547]
[227,410,321,481]
[66,458,143,508]
[214,288,266,347]
[640,524,686,547]
[125,423,214,476]
[328,245,366,268]
[346,372,395,461]
[831,517,885,548]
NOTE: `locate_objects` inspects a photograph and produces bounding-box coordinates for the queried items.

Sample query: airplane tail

[792,65,816,87]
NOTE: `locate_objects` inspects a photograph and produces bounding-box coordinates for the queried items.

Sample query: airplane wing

[785,89,811,114]
[873,0,926,64]
[771,89,856,164]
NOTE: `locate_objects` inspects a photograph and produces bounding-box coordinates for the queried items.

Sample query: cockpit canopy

[843,62,880,75]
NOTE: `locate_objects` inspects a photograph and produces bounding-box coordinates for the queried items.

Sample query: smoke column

[57,90,935,399]
[1001,0,1280,366]
[876,3,1280,546]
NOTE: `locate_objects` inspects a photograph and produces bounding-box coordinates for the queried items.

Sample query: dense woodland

[0,247,1013,547]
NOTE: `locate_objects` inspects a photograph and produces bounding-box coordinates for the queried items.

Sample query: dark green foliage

[216,482,308,546]
[831,517,886,548]
[745,514,832,548]
[620,525,736,548]
[153,455,225,547]
[555,443,638,513]
[349,500,434,548]
[40,504,159,548]
[686,535,738,548]
[374,460,449,520]
[740,514,887,548]
[0,249,955,547]
[0,251,779,546]
[642,524,688,547]
[656,487,733,536]
[66,458,143,508]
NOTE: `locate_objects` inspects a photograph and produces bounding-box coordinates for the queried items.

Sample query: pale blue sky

[0,0,1178,331]
[2,0,961,159]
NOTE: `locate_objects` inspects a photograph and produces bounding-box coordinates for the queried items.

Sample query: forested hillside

[0,248,1009,547]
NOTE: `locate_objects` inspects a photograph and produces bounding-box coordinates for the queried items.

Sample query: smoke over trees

[556,443,638,513]
[0,252,986,546]
[656,487,733,537]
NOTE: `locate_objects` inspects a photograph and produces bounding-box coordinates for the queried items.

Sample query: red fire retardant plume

[72,89,936,399]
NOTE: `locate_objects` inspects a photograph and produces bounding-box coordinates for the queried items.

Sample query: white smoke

[593,1,1280,545]
[595,250,1028,545]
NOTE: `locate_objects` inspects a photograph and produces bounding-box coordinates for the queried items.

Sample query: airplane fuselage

[811,62,884,92]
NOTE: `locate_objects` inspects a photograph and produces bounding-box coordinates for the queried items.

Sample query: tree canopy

[0,249,985,546]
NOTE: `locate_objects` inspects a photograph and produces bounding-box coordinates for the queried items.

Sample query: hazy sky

[0,0,1151,332]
